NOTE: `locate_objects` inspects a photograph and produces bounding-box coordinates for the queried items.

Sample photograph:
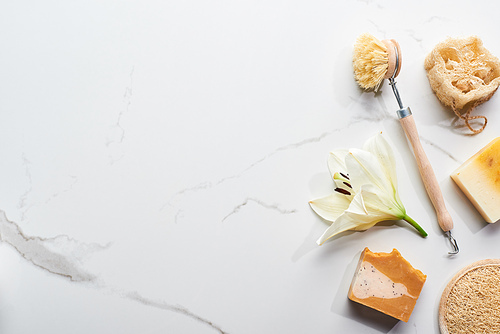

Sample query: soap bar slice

[348,248,426,322]
[451,137,500,223]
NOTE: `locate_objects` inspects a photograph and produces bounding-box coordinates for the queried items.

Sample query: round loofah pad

[425,36,500,134]
[439,259,500,334]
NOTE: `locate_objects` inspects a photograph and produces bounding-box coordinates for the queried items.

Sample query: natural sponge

[425,36,500,134]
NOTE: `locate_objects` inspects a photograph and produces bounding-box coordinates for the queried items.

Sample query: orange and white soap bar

[451,137,500,223]
[348,248,426,322]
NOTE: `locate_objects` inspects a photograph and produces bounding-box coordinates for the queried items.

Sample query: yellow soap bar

[451,137,500,223]
[348,248,426,322]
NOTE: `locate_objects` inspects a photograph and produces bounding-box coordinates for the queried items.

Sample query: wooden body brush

[353,33,459,254]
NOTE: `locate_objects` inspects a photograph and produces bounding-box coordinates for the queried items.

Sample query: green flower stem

[402,215,428,237]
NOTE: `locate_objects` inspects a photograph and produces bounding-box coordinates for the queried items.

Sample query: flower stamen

[334,188,351,196]
[340,172,350,180]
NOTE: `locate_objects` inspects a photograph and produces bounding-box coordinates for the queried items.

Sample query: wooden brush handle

[399,114,454,232]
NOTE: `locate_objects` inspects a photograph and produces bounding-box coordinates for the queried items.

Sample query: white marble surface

[1,1,500,333]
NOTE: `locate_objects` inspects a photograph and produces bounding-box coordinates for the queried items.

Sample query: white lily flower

[309,133,427,245]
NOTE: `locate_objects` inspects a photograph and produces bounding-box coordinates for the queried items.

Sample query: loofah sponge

[425,36,500,134]
[439,259,500,334]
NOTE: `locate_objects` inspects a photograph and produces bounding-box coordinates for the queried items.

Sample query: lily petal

[316,210,379,245]
[360,183,405,218]
[363,134,399,194]
[327,149,349,179]
[316,190,390,245]
[345,149,393,195]
[346,192,368,215]
[309,192,351,223]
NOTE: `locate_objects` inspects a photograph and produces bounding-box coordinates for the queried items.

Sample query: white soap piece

[451,138,500,223]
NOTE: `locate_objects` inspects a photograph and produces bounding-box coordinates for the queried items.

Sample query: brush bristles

[353,33,389,90]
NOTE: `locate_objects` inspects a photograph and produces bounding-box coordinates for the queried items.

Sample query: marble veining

[107,66,135,164]
[221,197,297,222]
[123,291,228,334]
[0,210,229,333]
[18,154,33,222]
[0,211,98,282]
[163,116,372,214]
[419,136,460,164]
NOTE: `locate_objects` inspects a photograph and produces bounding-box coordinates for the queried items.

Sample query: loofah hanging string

[451,102,487,134]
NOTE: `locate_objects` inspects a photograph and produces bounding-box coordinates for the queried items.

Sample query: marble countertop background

[1,0,500,333]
